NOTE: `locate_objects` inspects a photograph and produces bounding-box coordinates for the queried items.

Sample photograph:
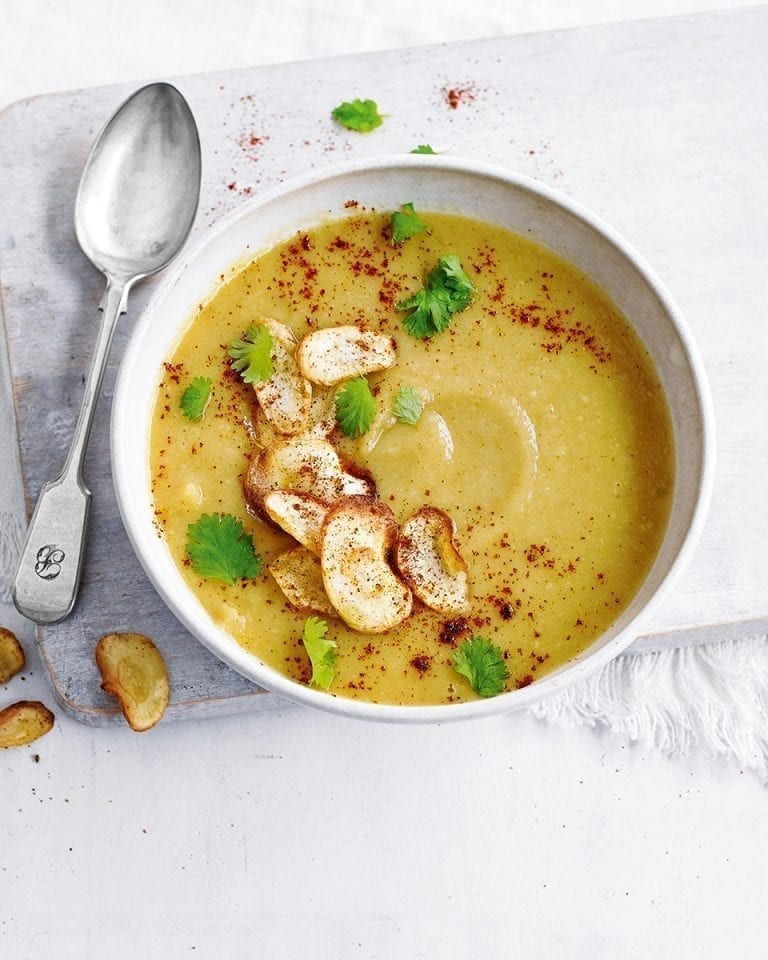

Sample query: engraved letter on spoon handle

[13,280,128,624]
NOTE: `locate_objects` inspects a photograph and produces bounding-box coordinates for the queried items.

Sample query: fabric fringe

[530,635,768,781]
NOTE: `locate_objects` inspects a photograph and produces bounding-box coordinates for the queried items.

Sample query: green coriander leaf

[335,377,376,437]
[393,386,424,425]
[228,325,273,385]
[302,617,337,691]
[332,99,383,133]
[186,513,262,584]
[452,635,509,698]
[180,376,213,421]
[436,253,474,313]
[398,285,452,338]
[396,253,475,339]
[390,203,428,245]
[410,144,437,154]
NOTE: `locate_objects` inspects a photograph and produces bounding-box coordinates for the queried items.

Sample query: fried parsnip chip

[296,326,397,386]
[396,507,470,615]
[0,627,25,684]
[244,437,374,517]
[0,701,54,748]
[320,496,412,633]
[269,546,336,616]
[95,633,170,732]
[263,491,330,554]
[253,319,313,436]
[252,387,336,449]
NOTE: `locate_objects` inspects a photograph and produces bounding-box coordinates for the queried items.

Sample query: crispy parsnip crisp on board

[0,701,54,748]
[0,627,25,684]
[95,633,170,732]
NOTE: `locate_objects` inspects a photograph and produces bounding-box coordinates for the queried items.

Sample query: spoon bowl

[76,83,201,282]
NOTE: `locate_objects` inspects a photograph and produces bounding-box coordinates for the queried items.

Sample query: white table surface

[2,2,767,957]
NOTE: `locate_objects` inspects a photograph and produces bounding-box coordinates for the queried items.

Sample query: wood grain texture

[0,6,766,724]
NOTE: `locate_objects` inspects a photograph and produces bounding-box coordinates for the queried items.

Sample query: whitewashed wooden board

[1,6,766,725]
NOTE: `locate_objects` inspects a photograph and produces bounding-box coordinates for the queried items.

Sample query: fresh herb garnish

[186,514,263,584]
[335,377,376,437]
[411,144,436,154]
[179,376,213,421]
[452,635,509,698]
[392,386,424,425]
[302,617,337,691]
[390,203,428,245]
[397,254,475,338]
[228,325,274,384]
[332,99,383,133]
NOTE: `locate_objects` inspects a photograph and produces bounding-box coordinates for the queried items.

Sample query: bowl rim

[112,153,716,724]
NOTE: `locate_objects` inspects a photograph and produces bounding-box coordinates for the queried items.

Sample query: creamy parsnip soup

[150,209,674,705]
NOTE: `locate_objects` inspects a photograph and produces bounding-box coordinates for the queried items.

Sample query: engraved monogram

[35,544,65,580]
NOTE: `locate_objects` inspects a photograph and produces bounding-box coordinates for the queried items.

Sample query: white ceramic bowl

[112,156,715,723]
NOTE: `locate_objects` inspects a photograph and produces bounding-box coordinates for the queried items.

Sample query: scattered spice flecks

[499,603,515,621]
[438,616,471,646]
[410,654,432,675]
[237,132,269,162]
[444,85,476,109]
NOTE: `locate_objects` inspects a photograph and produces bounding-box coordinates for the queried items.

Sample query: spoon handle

[13,279,128,624]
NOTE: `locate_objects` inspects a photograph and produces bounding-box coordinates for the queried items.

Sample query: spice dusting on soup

[150,210,674,706]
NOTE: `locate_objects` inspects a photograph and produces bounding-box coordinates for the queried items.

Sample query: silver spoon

[13,82,201,625]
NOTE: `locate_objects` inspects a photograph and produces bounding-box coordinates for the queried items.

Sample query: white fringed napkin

[531,635,768,780]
